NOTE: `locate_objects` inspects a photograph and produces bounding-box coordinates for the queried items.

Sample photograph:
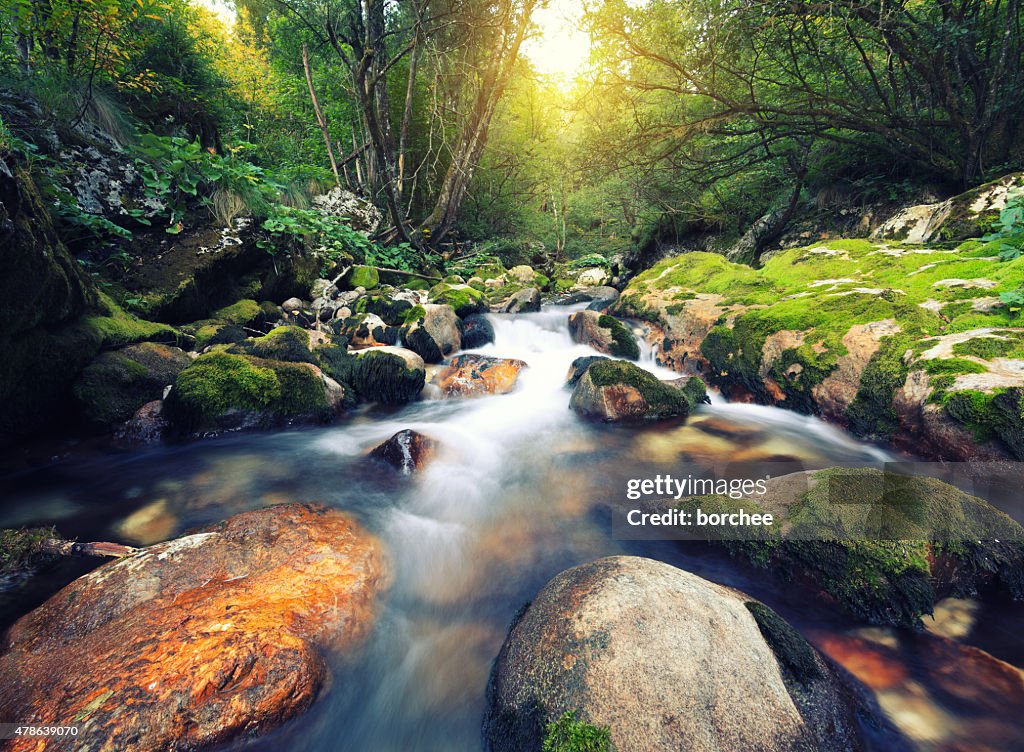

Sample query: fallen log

[41,538,138,558]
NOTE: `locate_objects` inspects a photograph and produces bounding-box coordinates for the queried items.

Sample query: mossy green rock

[428,283,487,317]
[567,311,639,360]
[617,243,1024,459]
[74,343,191,426]
[230,326,314,363]
[352,349,425,404]
[670,467,1024,626]
[349,265,380,290]
[163,351,337,436]
[569,360,695,422]
[212,299,262,327]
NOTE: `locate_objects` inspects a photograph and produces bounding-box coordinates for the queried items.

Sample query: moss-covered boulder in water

[163,352,342,436]
[568,310,639,360]
[662,467,1024,626]
[616,243,1024,460]
[400,304,462,363]
[569,360,701,423]
[74,343,191,426]
[428,283,487,317]
[351,349,425,404]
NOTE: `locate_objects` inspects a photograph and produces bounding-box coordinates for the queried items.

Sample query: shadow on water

[1,306,1022,751]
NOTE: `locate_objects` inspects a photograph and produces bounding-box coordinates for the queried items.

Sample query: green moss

[353,295,414,326]
[0,526,60,574]
[941,387,1024,458]
[235,326,314,363]
[429,283,487,317]
[542,711,614,752]
[845,333,915,440]
[72,344,188,426]
[212,299,261,326]
[744,602,822,684]
[534,272,551,289]
[923,357,988,375]
[951,331,1024,359]
[587,360,691,418]
[164,352,280,431]
[402,304,427,326]
[81,293,180,349]
[352,350,425,404]
[597,315,640,359]
[349,265,380,289]
[268,359,330,415]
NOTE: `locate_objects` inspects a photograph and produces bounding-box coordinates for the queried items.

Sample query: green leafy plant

[542,711,614,752]
[982,190,1024,262]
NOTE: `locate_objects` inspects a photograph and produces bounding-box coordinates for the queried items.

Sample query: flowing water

[2,305,1022,751]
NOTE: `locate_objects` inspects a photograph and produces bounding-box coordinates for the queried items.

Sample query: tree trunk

[302,43,341,187]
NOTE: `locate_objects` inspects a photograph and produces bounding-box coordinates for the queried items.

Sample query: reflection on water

[1,306,1021,751]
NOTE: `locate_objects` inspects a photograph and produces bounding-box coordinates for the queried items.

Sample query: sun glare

[523,0,591,87]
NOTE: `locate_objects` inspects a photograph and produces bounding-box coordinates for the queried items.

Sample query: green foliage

[981,190,1024,262]
[542,712,614,752]
[0,526,59,574]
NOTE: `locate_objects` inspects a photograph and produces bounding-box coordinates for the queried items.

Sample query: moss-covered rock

[567,310,639,360]
[670,468,1024,627]
[570,360,695,422]
[73,343,191,427]
[163,351,339,436]
[351,349,425,404]
[212,299,261,327]
[428,283,487,317]
[352,294,414,326]
[617,243,1024,459]
[348,265,379,290]
[230,326,314,363]
[400,304,461,363]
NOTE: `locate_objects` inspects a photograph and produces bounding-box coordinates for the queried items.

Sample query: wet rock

[565,355,609,386]
[484,556,905,752]
[342,313,399,349]
[115,499,178,545]
[401,304,462,363]
[570,360,699,422]
[369,429,437,474]
[163,352,345,437]
[500,287,541,313]
[74,343,191,426]
[670,468,1024,627]
[352,348,425,404]
[282,297,305,314]
[114,399,169,446]
[461,314,495,349]
[0,503,387,752]
[434,354,527,398]
[568,310,639,360]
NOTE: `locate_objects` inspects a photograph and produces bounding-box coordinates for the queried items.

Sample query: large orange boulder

[434,354,527,398]
[0,503,387,752]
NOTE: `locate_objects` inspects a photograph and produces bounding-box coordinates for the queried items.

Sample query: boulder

[401,304,462,363]
[341,313,399,349]
[575,266,611,287]
[0,504,387,752]
[282,297,304,315]
[348,265,380,290]
[351,293,415,326]
[74,342,191,426]
[506,265,536,285]
[565,355,609,387]
[570,360,702,423]
[568,310,639,360]
[484,556,905,752]
[352,348,426,404]
[428,283,487,317]
[163,352,345,436]
[369,429,437,474]
[500,287,541,314]
[666,467,1024,627]
[434,354,528,398]
[461,314,496,349]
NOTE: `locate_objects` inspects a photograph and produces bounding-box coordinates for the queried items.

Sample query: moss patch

[587,360,692,418]
[429,283,487,317]
[232,326,314,363]
[82,293,180,350]
[349,265,380,289]
[744,602,822,685]
[352,350,426,404]
[212,299,261,326]
[597,315,640,359]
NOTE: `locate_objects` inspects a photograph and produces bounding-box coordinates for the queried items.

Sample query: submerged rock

[370,429,437,474]
[74,342,191,426]
[570,360,703,422]
[0,503,387,752]
[484,556,905,752]
[568,310,639,360]
[434,354,528,398]
[115,399,170,446]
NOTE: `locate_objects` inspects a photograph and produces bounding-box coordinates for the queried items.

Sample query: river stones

[352,347,426,404]
[428,282,488,317]
[73,342,191,426]
[461,314,495,349]
[566,355,609,386]
[434,354,528,398]
[401,304,462,363]
[569,360,704,422]
[568,310,639,359]
[500,287,541,314]
[370,429,437,474]
[341,312,400,349]
[484,556,905,752]
[0,504,388,752]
